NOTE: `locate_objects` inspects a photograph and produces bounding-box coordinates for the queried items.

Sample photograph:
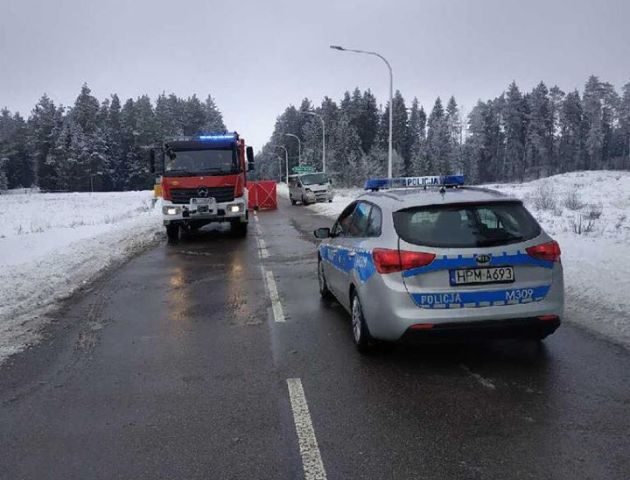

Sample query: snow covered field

[280,171,630,348]
[0,191,161,362]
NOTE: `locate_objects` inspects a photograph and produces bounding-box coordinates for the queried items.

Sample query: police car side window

[366,204,382,237]
[333,203,357,237]
[347,202,372,237]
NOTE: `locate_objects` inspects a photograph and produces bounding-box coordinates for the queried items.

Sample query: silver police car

[314,176,564,352]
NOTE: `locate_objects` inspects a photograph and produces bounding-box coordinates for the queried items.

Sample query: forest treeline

[256,75,630,185]
[0,84,226,191]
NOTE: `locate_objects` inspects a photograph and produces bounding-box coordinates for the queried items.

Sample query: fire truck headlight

[228,204,243,213]
[163,206,181,215]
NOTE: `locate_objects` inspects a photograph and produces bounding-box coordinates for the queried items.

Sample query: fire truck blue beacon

[314,175,564,353]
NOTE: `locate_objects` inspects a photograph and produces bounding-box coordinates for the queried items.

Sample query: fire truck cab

[149,132,255,242]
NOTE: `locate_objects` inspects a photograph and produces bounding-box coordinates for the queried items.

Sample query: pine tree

[560,90,585,172]
[548,86,565,173]
[503,82,527,180]
[524,82,552,178]
[391,90,410,174]
[182,95,206,136]
[358,89,380,154]
[445,96,462,174]
[408,99,427,175]
[330,113,364,186]
[620,82,630,168]
[6,113,32,188]
[28,95,62,190]
[426,97,451,174]
[72,83,100,135]
[204,95,226,132]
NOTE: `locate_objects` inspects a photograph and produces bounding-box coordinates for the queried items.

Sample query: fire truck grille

[170,187,235,204]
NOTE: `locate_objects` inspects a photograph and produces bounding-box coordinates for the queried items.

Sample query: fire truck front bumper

[162,199,248,226]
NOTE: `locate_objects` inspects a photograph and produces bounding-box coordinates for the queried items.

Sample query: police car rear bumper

[400,316,561,343]
[359,270,564,341]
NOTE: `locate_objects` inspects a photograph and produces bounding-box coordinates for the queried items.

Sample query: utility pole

[330,45,393,179]
[284,133,302,167]
[271,145,289,183]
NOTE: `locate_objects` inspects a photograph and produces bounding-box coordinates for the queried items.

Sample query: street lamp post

[298,111,326,174]
[271,145,289,183]
[330,45,393,179]
[284,133,302,167]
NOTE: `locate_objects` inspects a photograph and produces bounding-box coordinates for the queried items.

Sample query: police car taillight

[526,241,561,262]
[373,249,436,274]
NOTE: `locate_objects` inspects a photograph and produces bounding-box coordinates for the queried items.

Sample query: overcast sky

[1,0,629,150]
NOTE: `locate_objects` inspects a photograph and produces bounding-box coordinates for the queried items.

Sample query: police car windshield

[300,173,328,185]
[164,148,238,176]
[393,201,540,248]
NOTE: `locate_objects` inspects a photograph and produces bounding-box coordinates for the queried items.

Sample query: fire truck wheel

[231,220,248,238]
[166,224,180,243]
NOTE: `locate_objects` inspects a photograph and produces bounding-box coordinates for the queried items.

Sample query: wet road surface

[1,197,629,479]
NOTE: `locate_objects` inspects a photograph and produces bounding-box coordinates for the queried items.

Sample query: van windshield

[393,201,541,248]
[300,173,329,185]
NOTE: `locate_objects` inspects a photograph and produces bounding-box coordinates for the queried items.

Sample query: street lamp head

[330,45,345,51]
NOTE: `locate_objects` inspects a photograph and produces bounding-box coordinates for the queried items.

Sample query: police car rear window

[393,201,541,248]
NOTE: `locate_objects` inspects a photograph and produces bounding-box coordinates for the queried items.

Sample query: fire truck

[149,132,255,242]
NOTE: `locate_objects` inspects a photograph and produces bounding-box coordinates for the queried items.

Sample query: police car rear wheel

[318,259,332,299]
[351,294,374,353]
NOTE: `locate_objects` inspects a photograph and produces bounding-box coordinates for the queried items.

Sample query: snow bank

[295,171,630,347]
[0,191,161,362]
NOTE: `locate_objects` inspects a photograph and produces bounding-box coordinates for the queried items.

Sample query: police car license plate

[451,266,515,286]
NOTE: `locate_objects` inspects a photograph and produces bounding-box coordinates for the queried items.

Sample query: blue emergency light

[198,133,237,141]
[364,175,465,191]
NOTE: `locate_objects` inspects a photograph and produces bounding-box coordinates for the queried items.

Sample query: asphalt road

[1,197,629,480]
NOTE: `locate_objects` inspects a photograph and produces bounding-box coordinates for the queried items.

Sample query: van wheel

[291,198,297,205]
[166,224,179,243]
[351,293,375,354]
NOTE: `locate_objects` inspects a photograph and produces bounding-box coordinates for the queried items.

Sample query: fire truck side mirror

[246,146,255,172]
[149,150,156,173]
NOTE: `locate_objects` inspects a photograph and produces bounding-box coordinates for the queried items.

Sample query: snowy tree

[204,95,226,132]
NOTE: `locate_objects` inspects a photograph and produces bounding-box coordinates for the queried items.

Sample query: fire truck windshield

[164,148,238,176]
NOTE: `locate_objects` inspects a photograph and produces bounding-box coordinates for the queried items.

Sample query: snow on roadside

[0,191,162,363]
[280,171,630,348]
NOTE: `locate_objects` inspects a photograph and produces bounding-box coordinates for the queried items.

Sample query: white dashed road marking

[262,267,285,323]
[287,378,328,480]
[257,236,269,259]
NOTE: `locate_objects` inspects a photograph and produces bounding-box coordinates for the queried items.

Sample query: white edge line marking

[286,378,328,480]
[264,269,285,322]
[258,238,269,258]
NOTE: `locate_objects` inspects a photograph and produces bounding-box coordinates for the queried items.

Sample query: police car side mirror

[314,227,331,239]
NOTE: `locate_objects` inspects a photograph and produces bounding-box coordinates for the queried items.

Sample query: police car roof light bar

[364,175,465,191]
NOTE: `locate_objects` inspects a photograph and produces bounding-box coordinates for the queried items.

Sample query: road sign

[292,165,315,174]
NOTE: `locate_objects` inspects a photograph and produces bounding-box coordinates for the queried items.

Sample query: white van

[288,172,334,205]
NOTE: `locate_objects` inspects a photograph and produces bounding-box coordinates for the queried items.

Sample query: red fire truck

[149,132,255,242]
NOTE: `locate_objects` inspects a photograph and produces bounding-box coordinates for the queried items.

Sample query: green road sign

[292,165,315,174]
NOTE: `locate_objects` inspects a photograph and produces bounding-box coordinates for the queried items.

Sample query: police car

[314,175,564,352]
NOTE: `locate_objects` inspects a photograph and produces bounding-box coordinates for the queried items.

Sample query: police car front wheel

[351,293,375,353]
[318,259,332,299]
